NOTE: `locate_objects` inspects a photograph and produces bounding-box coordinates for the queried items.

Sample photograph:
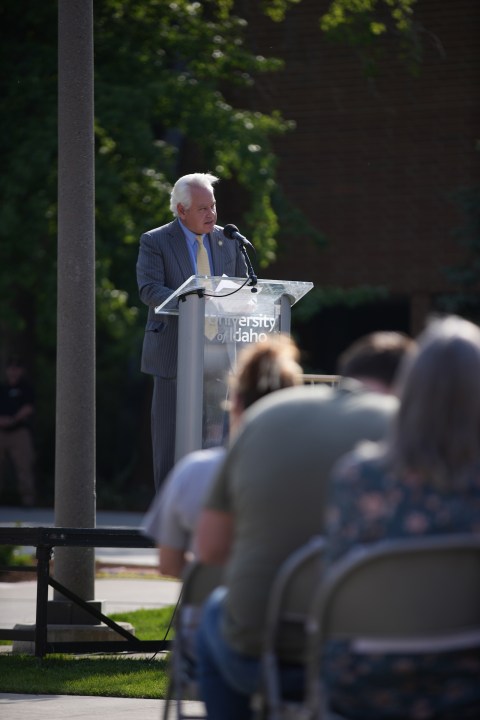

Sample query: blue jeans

[196,586,304,720]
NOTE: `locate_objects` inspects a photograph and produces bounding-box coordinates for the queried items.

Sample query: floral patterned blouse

[324,442,480,720]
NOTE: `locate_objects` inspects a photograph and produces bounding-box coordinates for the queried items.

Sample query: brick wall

[231,0,480,337]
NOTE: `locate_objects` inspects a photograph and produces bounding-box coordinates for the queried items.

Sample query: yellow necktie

[196,235,217,339]
[196,235,211,276]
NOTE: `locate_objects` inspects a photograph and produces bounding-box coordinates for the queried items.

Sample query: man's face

[6,364,24,385]
[177,185,217,235]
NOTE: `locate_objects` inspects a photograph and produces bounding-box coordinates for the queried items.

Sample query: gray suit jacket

[136,219,247,377]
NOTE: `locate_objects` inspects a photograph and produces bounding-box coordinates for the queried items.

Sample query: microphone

[223,224,255,250]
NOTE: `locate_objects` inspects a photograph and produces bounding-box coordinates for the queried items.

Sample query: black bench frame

[0,526,172,658]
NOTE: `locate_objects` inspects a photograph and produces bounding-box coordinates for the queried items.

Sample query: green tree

[0,0,298,503]
[0,0,422,504]
[320,0,420,70]
[259,0,421,75]
[437,186,480,321]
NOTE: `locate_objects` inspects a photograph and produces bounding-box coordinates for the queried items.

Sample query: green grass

[0,606,175,698]
[110,606,176,641]
[0,654,171,698]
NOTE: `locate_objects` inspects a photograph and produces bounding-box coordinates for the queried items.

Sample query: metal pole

[175,292,205,462]
[279,295,292,335]
[53,0,96,613]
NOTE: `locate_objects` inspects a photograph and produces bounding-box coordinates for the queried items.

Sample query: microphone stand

[238,241,258,291]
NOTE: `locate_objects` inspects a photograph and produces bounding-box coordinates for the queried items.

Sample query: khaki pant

[0,427,36,506]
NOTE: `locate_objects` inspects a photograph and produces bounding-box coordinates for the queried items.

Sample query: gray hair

[388,314,480,488]
[170,173,219,216]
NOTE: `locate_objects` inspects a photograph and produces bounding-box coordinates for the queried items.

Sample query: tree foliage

[319,0,421,75]
[0,0,297,343]
[0,0,297,498]
[0,0,422,501]
[437,186,480,320]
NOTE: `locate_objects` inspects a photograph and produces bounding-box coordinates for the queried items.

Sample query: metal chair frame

[162,561,224,720]
[304,534,480,720]
[254,536,326,720]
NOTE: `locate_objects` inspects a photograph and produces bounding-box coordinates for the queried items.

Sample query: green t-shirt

[205,382,398,660]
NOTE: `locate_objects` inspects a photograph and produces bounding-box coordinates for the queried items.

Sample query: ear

[177,203,186,218]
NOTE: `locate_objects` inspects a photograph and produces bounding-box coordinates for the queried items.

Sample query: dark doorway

[292,296,411,374]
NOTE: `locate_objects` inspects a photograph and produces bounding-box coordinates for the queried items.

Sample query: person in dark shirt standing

[0,356,36,507]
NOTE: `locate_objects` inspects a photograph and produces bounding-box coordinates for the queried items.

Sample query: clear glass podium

[155,275,313,462]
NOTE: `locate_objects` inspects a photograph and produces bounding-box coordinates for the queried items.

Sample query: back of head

[337,331,416,393]
[170,172,219,216]
[391,314,480,484]
[230,334,303,413]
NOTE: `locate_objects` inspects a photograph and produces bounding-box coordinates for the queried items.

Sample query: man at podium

[136,172,247,490]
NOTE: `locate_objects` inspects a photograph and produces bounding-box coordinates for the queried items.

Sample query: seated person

[337,330,415,394]
[324,314,480,720]
[142,333,303,578]
[194,331,414,720]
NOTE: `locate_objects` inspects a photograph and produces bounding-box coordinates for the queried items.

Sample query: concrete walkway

[0,694,205,719]
[0,505,206,719]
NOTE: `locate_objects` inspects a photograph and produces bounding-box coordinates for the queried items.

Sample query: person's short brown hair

[337,331,415,389]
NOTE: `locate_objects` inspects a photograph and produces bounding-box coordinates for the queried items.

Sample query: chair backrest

[304,534,480,716]
[256,536,325,720]
[174,560,224,661]
[315,534,480,641]
[262,536,326,658]
[180,561,225,608]
[164,561,224,720]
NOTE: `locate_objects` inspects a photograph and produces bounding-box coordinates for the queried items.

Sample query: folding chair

[303,534,480,720]
[254,535,326,720]
[163,561,224,720]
